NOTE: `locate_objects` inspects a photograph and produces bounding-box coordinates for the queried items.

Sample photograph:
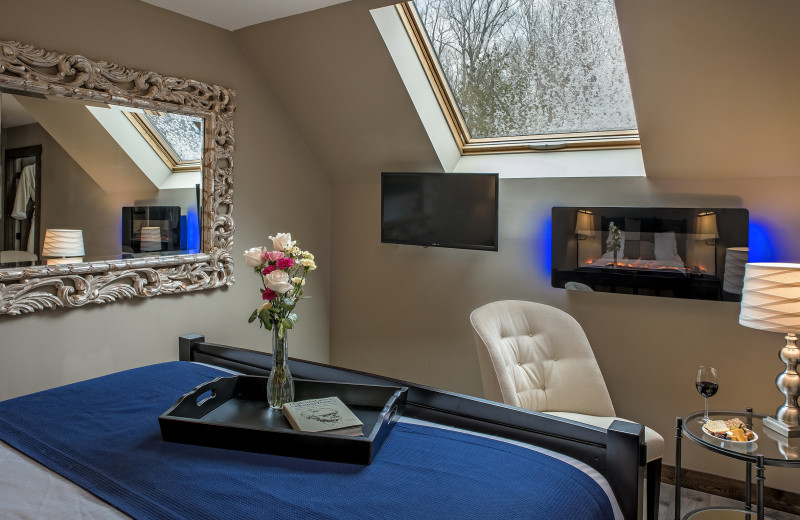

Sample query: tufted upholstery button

[541,385,546,390]
[528,333,533,337]
[517,362,523,366]
[553,357,558,361]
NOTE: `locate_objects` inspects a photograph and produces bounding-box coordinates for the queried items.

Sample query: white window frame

[397,2,640,155]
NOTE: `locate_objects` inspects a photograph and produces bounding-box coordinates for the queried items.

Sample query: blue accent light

[538,214,552,277]
[748,221,774,262]
[186,208,200,253]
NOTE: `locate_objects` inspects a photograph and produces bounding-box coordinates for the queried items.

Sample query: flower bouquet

[244,232,316,408]
[607,221,622,266]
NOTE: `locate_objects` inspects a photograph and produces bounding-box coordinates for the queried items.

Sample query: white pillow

[654,232,681,262]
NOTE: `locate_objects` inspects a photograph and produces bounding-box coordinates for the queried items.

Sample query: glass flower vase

[267,328,294,410]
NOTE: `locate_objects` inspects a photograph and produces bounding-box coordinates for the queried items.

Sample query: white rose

[244,247,264,267]
[268,233,296,252]
[264,269,294,294]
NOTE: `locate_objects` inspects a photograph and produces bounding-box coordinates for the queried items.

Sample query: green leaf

[282,318,294,330]
[248,309,258,323]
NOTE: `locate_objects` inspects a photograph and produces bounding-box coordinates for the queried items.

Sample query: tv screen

[122,206,182,255]
[381,172,499,251]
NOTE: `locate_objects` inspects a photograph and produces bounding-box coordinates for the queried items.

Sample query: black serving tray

[158,375,407,465]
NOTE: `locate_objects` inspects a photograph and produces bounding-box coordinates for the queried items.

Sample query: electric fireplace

[551,207,749,301]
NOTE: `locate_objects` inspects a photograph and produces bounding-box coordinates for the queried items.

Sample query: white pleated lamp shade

[575,210,596,237]
[739,263,800,333]
[140,226,162,252]
[723,247,749,294]
[42,229,85,257]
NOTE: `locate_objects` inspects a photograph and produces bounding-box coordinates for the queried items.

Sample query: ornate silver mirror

[0,40,235,315]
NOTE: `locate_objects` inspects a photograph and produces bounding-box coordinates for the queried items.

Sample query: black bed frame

[180,334,646,520]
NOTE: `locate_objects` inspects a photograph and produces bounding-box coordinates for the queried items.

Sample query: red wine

[696,381,719,398]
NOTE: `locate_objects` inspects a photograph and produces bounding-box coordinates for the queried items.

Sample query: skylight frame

[396,1,640,155]
[124,111,203,173]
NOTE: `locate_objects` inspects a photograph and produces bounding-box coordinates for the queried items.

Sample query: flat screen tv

[122,206,182,255]
[381,172,499,251]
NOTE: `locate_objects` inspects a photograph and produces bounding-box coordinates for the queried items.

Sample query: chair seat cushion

[544,412,664,463]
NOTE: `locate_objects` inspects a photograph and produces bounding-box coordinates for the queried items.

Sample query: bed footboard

[180,334,645,520]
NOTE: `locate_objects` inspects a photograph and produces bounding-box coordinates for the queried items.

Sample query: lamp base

[764,416,800,438]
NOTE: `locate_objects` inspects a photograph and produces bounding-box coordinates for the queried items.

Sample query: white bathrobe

[11,164,36,253]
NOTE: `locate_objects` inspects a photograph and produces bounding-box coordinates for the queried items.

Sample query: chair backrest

[0,250,38,263]
[470,300,615,416]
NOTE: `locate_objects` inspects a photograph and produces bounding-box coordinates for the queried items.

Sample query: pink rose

[262,265,276,275]
[276,257,294,270]
[263,251,285,262]
[262,288,276,301]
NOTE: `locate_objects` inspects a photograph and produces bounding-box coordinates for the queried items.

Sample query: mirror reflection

[0,92,204,268]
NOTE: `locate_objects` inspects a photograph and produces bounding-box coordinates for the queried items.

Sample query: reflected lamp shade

[575,210,595,237]
[140,226,162,252]
[739,262,800,437]
[42,229,85,265]
[723,247,749,294]
[695,212,719,241]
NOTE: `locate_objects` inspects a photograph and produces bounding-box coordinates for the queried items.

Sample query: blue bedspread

[0,362,614,520]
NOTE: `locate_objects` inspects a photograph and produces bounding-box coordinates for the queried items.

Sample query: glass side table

[675,409,800,520]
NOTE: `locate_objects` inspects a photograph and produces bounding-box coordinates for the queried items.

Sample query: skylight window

[400,0,639,153]
[125,111,203,172]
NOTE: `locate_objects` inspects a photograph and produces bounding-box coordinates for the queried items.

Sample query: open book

[282,396,364,436]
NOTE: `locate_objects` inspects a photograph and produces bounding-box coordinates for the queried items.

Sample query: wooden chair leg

[646,458,662,520]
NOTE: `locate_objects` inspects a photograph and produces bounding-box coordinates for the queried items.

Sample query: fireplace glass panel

[551,207,749,301]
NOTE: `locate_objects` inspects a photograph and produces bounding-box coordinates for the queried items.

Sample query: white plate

[702,424,758,443]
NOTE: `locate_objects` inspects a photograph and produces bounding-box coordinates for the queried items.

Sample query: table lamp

[574,209,595,266]
[739,262,800,437]
[140,226,162,252]
[722,247,748,295]
[696,211,719,275]
[42,229,85,265]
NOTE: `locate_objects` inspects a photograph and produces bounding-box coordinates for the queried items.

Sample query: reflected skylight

[142,113,203,162]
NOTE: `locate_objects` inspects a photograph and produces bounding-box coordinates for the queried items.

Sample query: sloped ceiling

[615,0,800,178]
[232,0,800,182]
[234,0,440,184]
[14,96,164,193]
[139,0,353,30]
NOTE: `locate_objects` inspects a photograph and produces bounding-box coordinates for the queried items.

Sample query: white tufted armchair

[470,300,664,520]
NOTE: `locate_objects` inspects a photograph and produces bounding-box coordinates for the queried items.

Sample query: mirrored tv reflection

[551,207,749,301]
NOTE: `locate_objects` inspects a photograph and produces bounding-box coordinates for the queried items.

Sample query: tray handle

[167,376,235,419]
[386,403,400,422]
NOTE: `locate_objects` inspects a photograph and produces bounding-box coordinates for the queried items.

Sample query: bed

[0,335,647,519]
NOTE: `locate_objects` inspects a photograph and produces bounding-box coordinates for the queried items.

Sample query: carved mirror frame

[0,40,235,315]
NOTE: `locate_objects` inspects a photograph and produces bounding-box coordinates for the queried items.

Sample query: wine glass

[695,366,719,424]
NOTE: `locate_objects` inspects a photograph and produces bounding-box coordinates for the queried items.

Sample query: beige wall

[331,176,800,491]
[0,0,332,400]
[235,0,800,493]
